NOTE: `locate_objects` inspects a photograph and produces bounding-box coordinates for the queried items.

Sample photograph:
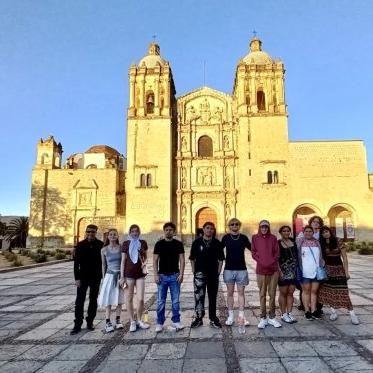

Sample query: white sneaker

[137,320,150,330]
[171,322,184,331]
[105,322,114,333]
[329,312,338,321]
[281,313,292,323]
[287,313,297,323]
[257,317,268,329]
[115,320,124,330]
[129,321,137,332]
[351,314,360,325]
[155,324,163,333]
[268,317,282,328]
[225,315,234,326]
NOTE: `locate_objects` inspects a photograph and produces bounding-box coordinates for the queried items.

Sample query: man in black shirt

[221,218,251,327]
[71,224,103,335]
[153,222,185,332]
[189,222,225,328]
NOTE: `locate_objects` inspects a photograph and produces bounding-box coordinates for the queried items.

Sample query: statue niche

[197,166,216,186]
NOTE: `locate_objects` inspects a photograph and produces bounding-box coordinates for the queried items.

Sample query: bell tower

[126,43,177,241]
[233,36,290,229]
[34,135,63,169]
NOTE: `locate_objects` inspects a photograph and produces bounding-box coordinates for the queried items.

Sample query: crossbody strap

[308,246,318,266]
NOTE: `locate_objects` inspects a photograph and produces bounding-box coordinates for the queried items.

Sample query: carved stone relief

[197,166,216,186]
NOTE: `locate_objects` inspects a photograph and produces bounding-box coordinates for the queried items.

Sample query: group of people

[71,215,359,335]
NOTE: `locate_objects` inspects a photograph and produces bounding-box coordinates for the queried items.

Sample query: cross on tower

[152,34,157,42]
[252,30,257,37]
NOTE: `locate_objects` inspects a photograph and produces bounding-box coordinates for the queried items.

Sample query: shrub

[33,253,47,263]
[358,241,373,255]
[55,251,66,260]
[36,248,45,254]
[3,251,16,261]
[12,255,23,267]
[65,249,72,256]
[19,248,31,256]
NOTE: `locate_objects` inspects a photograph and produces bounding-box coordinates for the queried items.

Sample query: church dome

[242,37,273,65]
[138,42,166,68]
[85,145,120,157]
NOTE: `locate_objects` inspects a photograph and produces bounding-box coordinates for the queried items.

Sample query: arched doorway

[328,204,355,240]
[293,204,321,236]
[195,207,217,234]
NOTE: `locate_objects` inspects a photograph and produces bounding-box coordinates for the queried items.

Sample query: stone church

[28,37,373,247]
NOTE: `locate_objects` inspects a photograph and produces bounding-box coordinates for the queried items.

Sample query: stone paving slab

[1,254,373,372]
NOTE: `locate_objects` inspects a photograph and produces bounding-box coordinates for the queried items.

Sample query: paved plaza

[1,251,373,372]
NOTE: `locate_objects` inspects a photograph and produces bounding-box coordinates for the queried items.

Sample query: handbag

[308,247,327,281]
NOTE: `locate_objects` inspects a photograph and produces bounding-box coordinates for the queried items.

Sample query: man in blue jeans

[153,222,185,332]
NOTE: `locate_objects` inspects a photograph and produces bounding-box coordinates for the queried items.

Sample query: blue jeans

[156,273,181,325]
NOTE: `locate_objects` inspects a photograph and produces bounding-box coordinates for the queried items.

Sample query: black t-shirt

[221,234,251,271]
[189,237,225,275]
[154,239,185,274]
[74,238,104,281]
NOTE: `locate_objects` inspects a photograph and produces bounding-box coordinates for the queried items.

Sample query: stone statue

[186,105,196,123]
[224,135,230,149]
[181,136,187,151]
[200,98,211,123]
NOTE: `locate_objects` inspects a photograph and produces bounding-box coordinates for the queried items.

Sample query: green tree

[5,217,29,249]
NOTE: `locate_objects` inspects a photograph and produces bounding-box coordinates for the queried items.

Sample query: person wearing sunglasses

[189,222,225,329]
[71,224,104,335]
[252,220,282,329]
[221,218,251,328]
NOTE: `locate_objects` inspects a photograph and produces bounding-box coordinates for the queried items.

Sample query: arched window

[86,164,97,169]
[273,94,278,112]
[267,171,273,184]
[146,174,152,187]
[198,136,213,157]
[140,173,146,187]
[245,93,250,106]
[257,90,266,111]
[41,153,49,165]
[146,91,155,114]
[273,170,279,184]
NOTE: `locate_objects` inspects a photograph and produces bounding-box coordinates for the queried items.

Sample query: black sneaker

[190,318,203,328]
[70,326,81,335]
[210,318,222,328]
[297,304,305,311]
[312,310,322,320]
[304,311,313,321]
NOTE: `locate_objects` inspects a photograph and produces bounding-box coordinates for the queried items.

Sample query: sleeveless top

[105,247,122,272]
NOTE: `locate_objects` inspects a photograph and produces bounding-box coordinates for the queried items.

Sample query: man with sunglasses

[71,224,104,335]
[189,222,225,328]
[222,218,251,327]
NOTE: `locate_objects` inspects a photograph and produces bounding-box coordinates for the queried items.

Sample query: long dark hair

[320,226,338,251]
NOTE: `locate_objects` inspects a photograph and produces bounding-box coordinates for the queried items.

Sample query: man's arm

[119,252,126,287]
[217,260,223,274]
[73,245,81,287]
[178,253,185,283]
[153,254,160,284]
[101,248,107,279]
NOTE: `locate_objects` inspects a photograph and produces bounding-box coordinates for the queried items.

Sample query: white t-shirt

[301,244,320,279]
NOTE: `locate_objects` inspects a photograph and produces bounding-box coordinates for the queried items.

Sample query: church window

[146,91,155,114]
[245,93,250,106]
[273,94,278,112]
[41,153,49,164]
[140,173,146,187]
[249,169,252,176]
[146,174,152,187]
[160,96,164,110]
[267,171,273,184]
[198,135,213,157]
[257,90,266,111]
[273,171,279,184]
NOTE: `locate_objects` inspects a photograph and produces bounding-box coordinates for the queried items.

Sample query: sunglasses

[86,230,96,234]
[230,223,240,226]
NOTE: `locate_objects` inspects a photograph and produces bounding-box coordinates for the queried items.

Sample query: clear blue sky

[1,0,372,216]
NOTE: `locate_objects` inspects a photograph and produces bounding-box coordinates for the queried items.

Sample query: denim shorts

[223,270,249,286]
[302,277,320,284]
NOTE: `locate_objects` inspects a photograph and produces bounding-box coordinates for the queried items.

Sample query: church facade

[28,38,373,247]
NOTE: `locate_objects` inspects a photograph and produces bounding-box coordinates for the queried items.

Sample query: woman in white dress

[98,229,125,333]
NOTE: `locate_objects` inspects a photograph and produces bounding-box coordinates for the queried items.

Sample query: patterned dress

[318,240,353,310]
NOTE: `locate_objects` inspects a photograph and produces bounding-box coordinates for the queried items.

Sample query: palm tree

[5,217,29,249]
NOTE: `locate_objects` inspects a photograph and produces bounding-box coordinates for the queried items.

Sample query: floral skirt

[318,264,352,310]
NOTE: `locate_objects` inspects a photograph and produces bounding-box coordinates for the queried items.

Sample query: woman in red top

[120,224,149,332]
